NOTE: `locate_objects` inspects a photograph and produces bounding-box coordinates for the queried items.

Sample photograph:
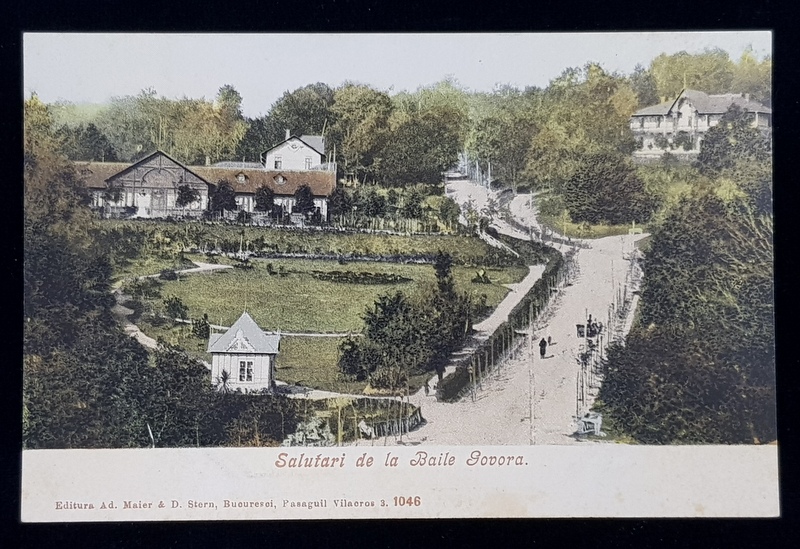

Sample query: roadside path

[352,180,648,446]
[111,261,234,351]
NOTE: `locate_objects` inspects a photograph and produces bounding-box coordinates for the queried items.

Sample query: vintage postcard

[21,32,777,521]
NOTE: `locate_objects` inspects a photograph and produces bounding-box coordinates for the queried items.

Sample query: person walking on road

[539,338,548,359]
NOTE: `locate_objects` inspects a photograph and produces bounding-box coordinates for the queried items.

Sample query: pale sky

[23,32,771,118]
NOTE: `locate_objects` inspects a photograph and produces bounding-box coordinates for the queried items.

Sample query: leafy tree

[235,116,270,163]
[328,186,352,217]
[293,184,315,214]
[164,295,189,321]
[353,186,386,217]
[192,314,211,340]
[563,152,656,225]
[57,123,118,161]
[176,184,200,208]
[466,105,538,191]
[695,104,771,177]
[438,197,460,227]
[433,250,455,294]
[329,84,393,183]
[628,63,659,107]
[401,189,423,219]
[260,83,335,150]
[209,180,238,213]
[523,64,638,191]
[650,48,735,100]
[379,105,462,186]
[731,47,772,104]
[600,186,775,444]
[254,185,275,212]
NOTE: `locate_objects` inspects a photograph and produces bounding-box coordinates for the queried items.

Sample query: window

[274,156,282,169]
[304,157,312,169]
[238,360,254,382]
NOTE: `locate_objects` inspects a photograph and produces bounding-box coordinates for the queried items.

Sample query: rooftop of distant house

[632,89,772,117]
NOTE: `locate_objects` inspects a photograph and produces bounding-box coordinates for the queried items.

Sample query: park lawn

[275,336,368,394]
[538,212,641,239]
[137,319,211,362]
[134,323,434,395]
[111,255,196,283]
[149,259,529,333]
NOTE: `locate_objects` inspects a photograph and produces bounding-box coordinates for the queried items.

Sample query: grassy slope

[151,259,528,333]
[134,258,528,393]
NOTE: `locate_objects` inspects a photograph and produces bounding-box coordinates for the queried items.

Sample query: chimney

[285,129,290,140]
[745,93,750,102]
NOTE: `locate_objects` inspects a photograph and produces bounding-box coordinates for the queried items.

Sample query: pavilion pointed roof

[207,312,280,354]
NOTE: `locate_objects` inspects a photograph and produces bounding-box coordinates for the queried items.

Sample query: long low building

[80,150,337,220]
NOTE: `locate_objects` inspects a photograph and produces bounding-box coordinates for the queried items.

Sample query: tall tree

[695,104,771,177]
[329,84,393,183]
[628,63,659,107]
[209,181,238,213]
[293,184,315,214]
[254,185,275,212]
[261,83,335,149]
[379,105,463,186]
[563,152,656,224]
[731,47,772,103]
[650,48,736,100]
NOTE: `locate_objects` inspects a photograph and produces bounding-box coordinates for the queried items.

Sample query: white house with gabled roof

[630,88,772,161]
[207,312,281,392]
[261,130,326,171]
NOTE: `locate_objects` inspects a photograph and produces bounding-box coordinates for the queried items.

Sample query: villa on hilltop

[629,89,772,162]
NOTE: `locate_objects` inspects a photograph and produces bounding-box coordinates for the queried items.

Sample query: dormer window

[236,173,246,184]
[273,174,286,185]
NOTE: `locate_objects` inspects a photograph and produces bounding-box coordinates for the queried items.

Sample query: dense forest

[24,46,774,447]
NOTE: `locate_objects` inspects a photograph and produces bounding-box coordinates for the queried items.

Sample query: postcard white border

[21,444,779,521]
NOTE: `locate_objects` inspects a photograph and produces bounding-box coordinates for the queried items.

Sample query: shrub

[159,269,178,281]
[192,314,211,340]
[163,295,189,321]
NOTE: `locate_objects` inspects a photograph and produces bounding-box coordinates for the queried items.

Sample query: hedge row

[436,241,570,402]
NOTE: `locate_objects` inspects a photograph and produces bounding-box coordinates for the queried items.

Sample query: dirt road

[370,181,648,446]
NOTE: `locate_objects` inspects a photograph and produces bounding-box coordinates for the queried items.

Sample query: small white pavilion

[207,312,281,393]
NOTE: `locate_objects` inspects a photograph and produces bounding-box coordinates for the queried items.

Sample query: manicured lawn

[148,259,528,333]
[112,255,196,283]
[538,213,641,239]
[133,258,528,394]
[275,336,366,393]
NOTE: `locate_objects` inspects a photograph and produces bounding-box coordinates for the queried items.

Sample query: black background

[2,1,798,547]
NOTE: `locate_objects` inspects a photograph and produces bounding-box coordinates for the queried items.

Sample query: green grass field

[111,255,197,283]
[134,258,528,393]
[148,259,528,333]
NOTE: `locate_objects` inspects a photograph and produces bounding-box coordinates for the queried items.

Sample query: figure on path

[424,382,430,397]
[539,338,548,359]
